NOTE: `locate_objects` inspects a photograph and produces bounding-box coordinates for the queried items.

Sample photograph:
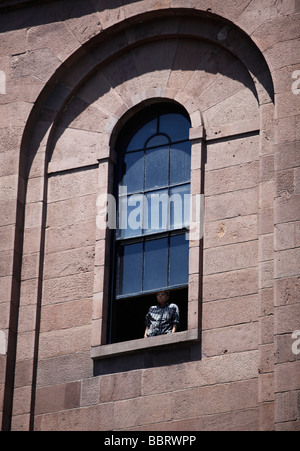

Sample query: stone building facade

[0,0,299,431]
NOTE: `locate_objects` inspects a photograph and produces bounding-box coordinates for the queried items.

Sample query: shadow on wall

[20,10,274,177]
[0,0,145,32]
[48,35,259,162]
[93,340,202,376]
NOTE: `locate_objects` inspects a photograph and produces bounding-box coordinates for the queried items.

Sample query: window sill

[91,329,200,360]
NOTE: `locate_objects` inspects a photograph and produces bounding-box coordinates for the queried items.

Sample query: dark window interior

[110,287,188,343]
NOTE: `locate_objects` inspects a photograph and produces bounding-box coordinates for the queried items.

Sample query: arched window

[109,103,191,343]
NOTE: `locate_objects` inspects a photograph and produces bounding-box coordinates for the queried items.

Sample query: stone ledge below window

[91,329,200,360]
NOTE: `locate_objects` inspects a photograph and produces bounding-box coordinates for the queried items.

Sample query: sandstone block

[188,351,259,388]
[45,221,96,255]
[259,343,274,374]
[35,382,81,415]
[21,253,40,281]
[43,246,95,280]
[173,384,230,419]
[203,267,258,302]
[47,169,98,203]
[204,240,258,276]
[205,187,258,222]
[275,222,296,251]
[230,379,258,411]
[36,351,93,387]
[0,249,14,277]
[275,194,300,224]
[24,202,43,230]
[274,116,297,144]
[205,162,259,196]
[27,22,79,62]
[38,325,91,359]
[206,135,259,171]
[80,376,101,407]
[258,373,274,403]
[274,333,298,365]
[260,287,274,317]
[50,128,104,163]
[275,303,300,335]
[12,386,32,416]
[11,49,60,82]
[0,174,18,204]
[202,408,259,431]
[114,393,172,429]
[34,412,59,431]
[204,215,257,249]
[275,247,300,278]
[258,207,274,235]
[15,331,35,361]
[42,272,94,305]
[202,322,259,357]
[259,315,274,345]
[100,370,142,402]
[259,233,274,262]
[275,361,300,392]
[274,276,299,307]
[275,391,298,423]
[40,298,92,333]
[202,294,259,330]
[46,194,96,228]
[58,402,113,431]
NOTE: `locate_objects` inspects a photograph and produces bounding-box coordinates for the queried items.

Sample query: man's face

[156,291,169,306]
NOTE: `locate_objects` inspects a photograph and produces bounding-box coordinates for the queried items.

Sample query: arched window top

[117,103,191,154]
[125,112,190,152]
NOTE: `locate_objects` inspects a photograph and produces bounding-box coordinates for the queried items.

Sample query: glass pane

[145,146,169,190]
[169,184,190,230]
[118,242,143,295]
[170,141,191,185]
[117,194,144,239]
[159,113,190,143]
[144,189,169,235]
[144,237,168,291]
[120,151,144,194]
[146,134,169,148]
[126,118,157,152]
[169,234,189,286]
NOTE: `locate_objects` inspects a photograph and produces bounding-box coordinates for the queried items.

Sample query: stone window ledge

[91,329,200,360]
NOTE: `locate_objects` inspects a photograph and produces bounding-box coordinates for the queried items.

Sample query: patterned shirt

[145,302,180,337]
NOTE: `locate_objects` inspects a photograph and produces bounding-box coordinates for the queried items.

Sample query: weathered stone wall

[0,0,299,431]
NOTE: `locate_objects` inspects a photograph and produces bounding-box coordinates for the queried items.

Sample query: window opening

[109,104,191,344]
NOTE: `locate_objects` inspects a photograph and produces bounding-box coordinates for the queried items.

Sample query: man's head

[156,290,170,306]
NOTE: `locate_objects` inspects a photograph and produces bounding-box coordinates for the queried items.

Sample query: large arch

[7,7,275,431]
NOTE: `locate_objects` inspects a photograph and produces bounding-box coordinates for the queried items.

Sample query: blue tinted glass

[169,184,190,230]
[127,118,157,151]
[118,242,143,295]
[159,114,190,143]
[144,237,168,291]
[169,234,189,286]
[145,146,169,190]
[144,189,168,235]
[146,134,169,148]
[120,151,144,194]
[170,141,191,185]
[117,194,144,239]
